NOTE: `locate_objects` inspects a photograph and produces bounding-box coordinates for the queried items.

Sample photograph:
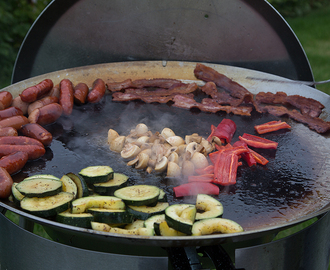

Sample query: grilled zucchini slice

[71,195,125,214]
[158,189,167,202]
[88,208,133,224]
[165,204,196,235]
[24,174,60,181]
[60,175,78,199]
[16,178,63,198]
[11,183,25,206]
[125,219,145,230]
[91,222,154,236]
[20,192,74,217]
[127,202,169,220]
[93,173,129,195]
[114,185,160,206]
[79,165,114,184]
[191,218,244,236]
[195,194,223,220]
[144,214,165,230]
[56,210,94,228]
[154,221,187,236]
[66,172,89,198]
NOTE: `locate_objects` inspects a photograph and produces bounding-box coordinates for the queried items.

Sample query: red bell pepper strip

[173,182,220,197]
[188,174,214,182]
[207,119,236,144]
[248,148,269,165]
[254,120,291,134]
[195,165,214,175]
[233,141,257,167]
[238,133,278,150]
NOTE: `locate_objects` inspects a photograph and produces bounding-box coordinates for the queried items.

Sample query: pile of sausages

[0,77,107,199]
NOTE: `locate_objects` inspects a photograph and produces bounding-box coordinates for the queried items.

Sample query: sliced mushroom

[190,152,209,169]
[136,135,150,144]
[110,136,126,152]
[135,152,150,169]
[127,156,139,166]
[121,143,141,159]
[161,128,175,139]
[168,151,179,164]
[200,138,215,154]
[107,129,119,144]
[165,146,178,157]
[182,160,195,176]
[167,161,181,178]
[185,133,202,144]
[166,136,185,147]
[155,156,168,172]
[135,123,149,136]
[186,142,198,156]
[211,136,222,147]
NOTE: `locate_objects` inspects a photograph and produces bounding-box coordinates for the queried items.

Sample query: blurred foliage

[267,0,330,17]
[0,0,51,88]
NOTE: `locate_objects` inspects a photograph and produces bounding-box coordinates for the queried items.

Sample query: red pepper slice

[173,182,220,197]
[207,119,236,144]
[233,141,257,167]
[254,120,291,134]
[188,174,214,182]
[248,148,269,165]
[195,165,214,175]
[239,133,278,149]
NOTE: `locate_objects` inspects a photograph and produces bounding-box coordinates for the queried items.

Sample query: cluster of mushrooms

[107,123,219,177]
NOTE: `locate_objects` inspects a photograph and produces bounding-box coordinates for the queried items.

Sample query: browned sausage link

[20,123,53,146]
[59,79,74,115]
[87,78,106,103]
[28,103,63,126]
[48,85,60,99]
[0,107,23,120]
[0,136,44,147]
[20,79,54,103]
[27,96,59,115]
[0,151,29,175]
[0,127,18,137]
[11,96,29,115]
[74,82,89,105]
[0,115,29,130]
[0,167,13,199]
[0,145,45,160]
[0,91,13,110]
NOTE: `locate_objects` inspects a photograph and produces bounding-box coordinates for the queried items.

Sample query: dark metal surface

[12,0,313,84]
[1,61,330,248]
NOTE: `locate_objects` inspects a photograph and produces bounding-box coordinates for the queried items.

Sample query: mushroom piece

[186,142,198,156]
[182,160,195,176]
[110,136,126,152]
[166,136,185,147]
[161,128,175,139]
[167,161,181,178]
[185,133,202,144]
[168,151,179,164]
[200,138,215,154]
[155,156,168,172]
[121,143,141,159]
[136,135,150,144]
[134,152,150,169]
[107,129,119,144]
[135,123,149,136]
[190,152,209,169]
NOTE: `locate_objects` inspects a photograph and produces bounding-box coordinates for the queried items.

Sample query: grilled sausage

[11,96,29,115]
[0,127,18,137]
[74,82,89,105]
[87,78,106,103]
[20,79,54,103]
[0,145,45,160]
[0,107,23,120]
[20,123,53,146]
[28,103,63,126]
[48,85,60,99]
[59,79,74,115]
[0,136,44,147]
[0,151,29,175]
[0,115,29,130]
[0,167,13,199]
[0,91,13,110]
[27,96,59,115]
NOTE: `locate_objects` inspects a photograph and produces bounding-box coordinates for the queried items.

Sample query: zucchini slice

[195,194,223,220]
[66,172,89,198]
[71,196,125,214]
[16,178,63,198]
[91,222,154,236]
[24,174,61,181]
[158,189,168,202]
[60,175,78,199]
[88,208,133,224]
[56,210,94,228]
[79,166,114,184]
[11,183,25,206]
[114,185,160,206]
[144,214,165,230]
[191,218,244,236]
[125,219,145,230]
[154,221,187,236]
[93,173,129,195]
[127,202,169,220]
[20,192,74,217]
[165,204,196,235]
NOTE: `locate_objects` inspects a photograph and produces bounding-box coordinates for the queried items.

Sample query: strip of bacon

[254,120,291,134]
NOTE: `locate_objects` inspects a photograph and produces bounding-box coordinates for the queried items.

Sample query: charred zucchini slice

[195,194,223,220]
[60,175,78,199]
[16,178,63,198]
[191,218,244,236]
[154,221,187,236]
[88,208,133,224]
[93,173,129,195]
[56,210,94,228]
[125,219,145,230]
[66,172,89,198]
[127,202,169,220]
[71,195,125,214]
[24,174,60,181]
[144,214,165,230]
[20,192,74,217]
[11,183,25,206]
[165,204,196,235]
[158,189,167,202]
[114,185,160,206]
[91,222,154,236]
[79,166,114,184]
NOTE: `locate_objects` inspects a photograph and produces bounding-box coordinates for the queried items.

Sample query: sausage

[28,103,63,126]
[27,96,59,115]
[0,107,23,120]
[11,96,29,115]
[0,151,29,175]
[87,78,106,103]
[0,115,29,130]
[0,91,13,110]
[0,145,45,160]
[59,79,74,115]
[20,123,53,146]
[20,79,54,103]
[74,82,89,105]
[0,127,18,137]
[0,136,44,147]
[0,167,13,199]
[47,85,60,99]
